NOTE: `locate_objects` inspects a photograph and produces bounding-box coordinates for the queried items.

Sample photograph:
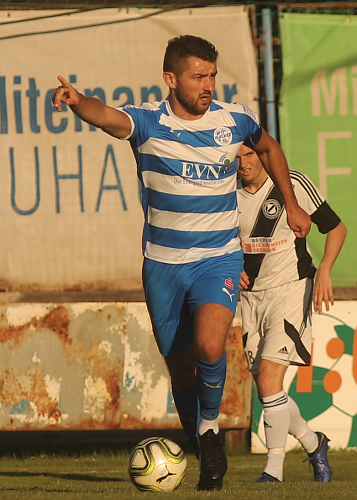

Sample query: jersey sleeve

[243,125,262,148]
[290,169,341,234]
[228,103,262,146]
[310,202,341,234]
[118,104,159,148]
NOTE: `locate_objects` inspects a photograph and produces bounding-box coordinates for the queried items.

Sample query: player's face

[170,57,217,118]
[237,145,267,187]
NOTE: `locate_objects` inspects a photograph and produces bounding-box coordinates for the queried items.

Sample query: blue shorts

[143,251,243,357]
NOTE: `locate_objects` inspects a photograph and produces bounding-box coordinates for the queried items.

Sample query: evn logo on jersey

[181,162,223,179]
[262,199,282,219]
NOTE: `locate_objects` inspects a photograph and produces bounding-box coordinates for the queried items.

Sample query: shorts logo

[222,277,234,301]
[262,199,282,219]
[278,346,289,354]
[214,127,232,146]
[222,287,235,302]
[224,277,234,290]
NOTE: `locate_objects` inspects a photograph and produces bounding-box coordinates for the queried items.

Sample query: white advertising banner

[252,302,357,452]
[0,6,258,290]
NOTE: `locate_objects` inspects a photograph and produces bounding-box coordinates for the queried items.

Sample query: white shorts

[241,278,313,374]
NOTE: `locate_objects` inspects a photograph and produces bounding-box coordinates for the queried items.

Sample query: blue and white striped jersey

[120,99,261,264]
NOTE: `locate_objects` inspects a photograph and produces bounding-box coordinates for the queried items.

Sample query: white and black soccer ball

[128,437,187,492]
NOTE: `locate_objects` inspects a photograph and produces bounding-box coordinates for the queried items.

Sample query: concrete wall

[0,301,251,432]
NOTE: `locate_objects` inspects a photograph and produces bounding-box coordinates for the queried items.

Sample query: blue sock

[171,385,200,458]
[196,352,227,421]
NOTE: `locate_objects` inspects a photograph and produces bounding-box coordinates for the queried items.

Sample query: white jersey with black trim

[119,99,261,264]
[237,169,341,291]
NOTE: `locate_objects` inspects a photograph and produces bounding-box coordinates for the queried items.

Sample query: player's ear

[163,71,177,89]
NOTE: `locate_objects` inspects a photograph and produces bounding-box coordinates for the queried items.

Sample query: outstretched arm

[52,75,132,139]
[252,129,311,238]
[313,221,347,314]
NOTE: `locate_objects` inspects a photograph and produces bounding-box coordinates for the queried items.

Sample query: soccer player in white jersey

[237,144,346,483]
[52,35,311,490]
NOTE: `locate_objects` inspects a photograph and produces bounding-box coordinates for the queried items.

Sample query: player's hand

[52,75,80,112]
[313,268,334,314]
[239,270,250,290]
[286,205,311,238]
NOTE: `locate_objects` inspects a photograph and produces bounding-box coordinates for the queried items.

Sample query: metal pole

[262,8,277,140]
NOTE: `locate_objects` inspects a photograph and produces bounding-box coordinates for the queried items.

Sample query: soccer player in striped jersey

[237,144,346,483]
[52,35,311,491]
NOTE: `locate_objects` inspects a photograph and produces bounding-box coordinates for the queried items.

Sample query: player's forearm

[69,93,130,138]
[318,221,347,272]
[70,93,111,129]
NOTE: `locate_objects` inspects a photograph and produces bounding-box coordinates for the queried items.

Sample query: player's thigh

[194,302,234,361]
[188,252,243,359]
[143,258,193,357]
[263,278,313,367]
[188,252,243,315]
[241,290,265,372]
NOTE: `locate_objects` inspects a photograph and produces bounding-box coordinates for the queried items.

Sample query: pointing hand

[52,75,80,112]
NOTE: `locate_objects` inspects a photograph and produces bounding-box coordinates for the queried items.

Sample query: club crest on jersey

[214,127,233,146]
[262,199,282,219]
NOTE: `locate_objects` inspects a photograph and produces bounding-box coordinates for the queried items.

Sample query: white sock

[265,449,285,482]
[198,417,219,436]
[288,396,318,453]
[262,391,289,449]
[295,425,319,454]
[262,391,289,481]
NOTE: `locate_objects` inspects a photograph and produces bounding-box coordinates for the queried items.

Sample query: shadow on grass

[0,471,125,482]
[0,429,193,459]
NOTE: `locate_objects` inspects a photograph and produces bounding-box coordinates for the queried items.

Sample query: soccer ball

[128,437,187,492]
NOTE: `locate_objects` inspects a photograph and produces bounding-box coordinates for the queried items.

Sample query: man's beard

[174,85,211,116]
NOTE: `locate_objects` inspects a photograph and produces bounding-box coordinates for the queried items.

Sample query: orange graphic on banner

[323,370,342,393]
[327,337,345,359]
[296,340,314,393]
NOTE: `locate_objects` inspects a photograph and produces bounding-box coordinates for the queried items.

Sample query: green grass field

[0,449,356,500]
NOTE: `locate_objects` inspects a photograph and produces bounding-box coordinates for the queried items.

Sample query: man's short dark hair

[163,35,218,74]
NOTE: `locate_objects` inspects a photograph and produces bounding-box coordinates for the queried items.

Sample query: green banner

[279,13,356,288]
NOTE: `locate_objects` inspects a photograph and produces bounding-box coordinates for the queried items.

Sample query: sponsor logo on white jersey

[241,235,289,254]
[181,162,223,179]
[219,152,234,169]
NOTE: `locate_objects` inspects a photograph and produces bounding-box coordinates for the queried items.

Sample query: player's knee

[197,344,225,363]
[256,373,283,398]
